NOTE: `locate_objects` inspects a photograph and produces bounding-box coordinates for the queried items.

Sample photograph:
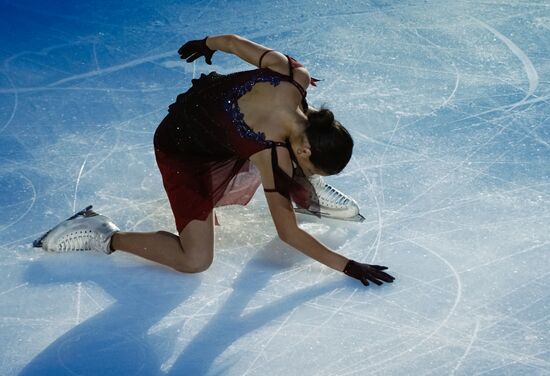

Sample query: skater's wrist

[203,34,234,53]
[342,259,355,274]
[203,36,216,52]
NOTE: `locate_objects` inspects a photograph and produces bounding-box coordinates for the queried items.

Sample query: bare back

[237,53,311,144]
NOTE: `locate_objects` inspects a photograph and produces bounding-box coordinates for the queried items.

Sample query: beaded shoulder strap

[258,51,308,99]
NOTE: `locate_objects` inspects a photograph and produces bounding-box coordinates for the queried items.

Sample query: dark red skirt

[155,147,261,233]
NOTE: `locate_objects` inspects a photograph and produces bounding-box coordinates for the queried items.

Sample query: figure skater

[34,34,394,287]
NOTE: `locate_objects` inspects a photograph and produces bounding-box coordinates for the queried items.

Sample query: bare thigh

[178,211,215,269]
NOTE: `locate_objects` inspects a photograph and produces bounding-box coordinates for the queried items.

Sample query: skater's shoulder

[250,143,293,178]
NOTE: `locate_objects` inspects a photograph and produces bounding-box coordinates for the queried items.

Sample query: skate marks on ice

[0,172,36,234]
[17,256,201,376]
[18,226,362,375]
[1,0,550,375]
[325,4,549,375]
[157,240,348,375]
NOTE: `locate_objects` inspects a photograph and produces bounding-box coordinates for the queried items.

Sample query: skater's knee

[186,256,212,273]
[177,226,214,273]
[174,258,212,273]
[173,248,213,273]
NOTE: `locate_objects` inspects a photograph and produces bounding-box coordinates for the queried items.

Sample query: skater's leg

[111,212,215,273]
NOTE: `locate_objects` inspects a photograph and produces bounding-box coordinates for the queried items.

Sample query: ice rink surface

[1,0,549,374]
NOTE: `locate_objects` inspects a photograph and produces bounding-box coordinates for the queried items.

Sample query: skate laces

[322,186,350,207]
[58,230,102,252]
[310,176,352,209]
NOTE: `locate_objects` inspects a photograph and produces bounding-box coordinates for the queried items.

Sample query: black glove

[343,260,395,286]
[178,37,216,65]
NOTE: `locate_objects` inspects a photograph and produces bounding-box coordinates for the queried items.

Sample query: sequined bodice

[223,70,286,146]
[155,68,306,158]
[152,63,320,223]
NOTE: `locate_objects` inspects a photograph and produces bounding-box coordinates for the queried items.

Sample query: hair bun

[307,108,334,129]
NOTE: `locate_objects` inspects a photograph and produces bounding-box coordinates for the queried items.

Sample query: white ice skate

[33,205,119,254]
[294,175,365,222]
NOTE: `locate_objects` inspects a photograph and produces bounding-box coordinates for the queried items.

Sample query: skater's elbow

[276,226,301,246]
[277,231,290,245]
[273,211,304,246]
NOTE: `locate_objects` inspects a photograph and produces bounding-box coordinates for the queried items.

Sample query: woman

[35,34,394,287]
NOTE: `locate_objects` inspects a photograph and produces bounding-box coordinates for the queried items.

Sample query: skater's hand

[343,260,395,286]
[178,37,215,65]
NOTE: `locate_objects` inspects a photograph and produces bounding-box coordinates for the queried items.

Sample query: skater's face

[293,137,328,177]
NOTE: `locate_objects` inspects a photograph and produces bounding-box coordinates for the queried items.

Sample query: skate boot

[295,175,365,222]
[33,205,119,254]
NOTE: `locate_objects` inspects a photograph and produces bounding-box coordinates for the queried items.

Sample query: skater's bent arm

[206,34,293,70]
[251,148,349,272]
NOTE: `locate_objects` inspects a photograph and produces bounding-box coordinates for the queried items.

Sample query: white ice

[0,0,549,375]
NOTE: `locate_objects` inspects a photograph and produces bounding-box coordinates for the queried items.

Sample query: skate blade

[294,208,365,223]
[33,205,94,248]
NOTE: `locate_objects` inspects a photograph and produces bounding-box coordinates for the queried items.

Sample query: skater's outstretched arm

[178,34,311,89]
[252,147,395,286]
[179,34,284,67]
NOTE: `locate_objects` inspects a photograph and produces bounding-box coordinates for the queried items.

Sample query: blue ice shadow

[20,238,350,375]
[167,239,346,375]
[19,255,201,376]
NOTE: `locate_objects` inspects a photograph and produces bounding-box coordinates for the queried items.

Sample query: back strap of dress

[285,55,307,98]
[264,141,293,194]
[259,50,307,98]
[258,50,274,68]
[270,140,298,164]
[272,141,286,147]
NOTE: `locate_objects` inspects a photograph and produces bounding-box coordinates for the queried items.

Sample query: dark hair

[306,108,353,175]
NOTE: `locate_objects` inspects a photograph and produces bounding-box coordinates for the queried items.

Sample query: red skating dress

[154,54,320,232]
